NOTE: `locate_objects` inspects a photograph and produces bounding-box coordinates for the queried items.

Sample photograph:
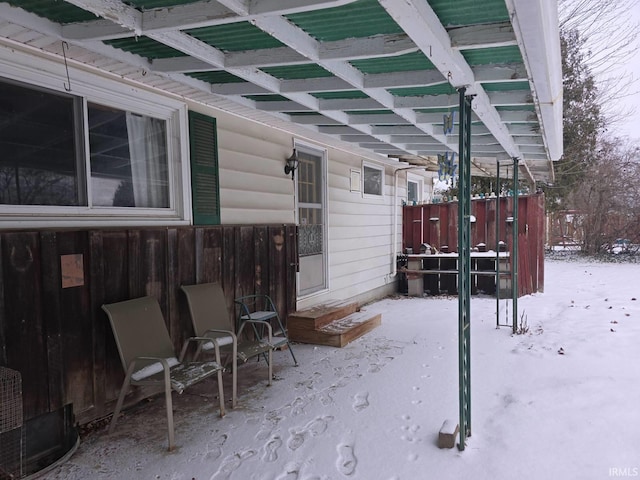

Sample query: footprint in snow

[263,436,283,463]
[352,392,369,412]
[210,450,256,480]
[336,443,357,476]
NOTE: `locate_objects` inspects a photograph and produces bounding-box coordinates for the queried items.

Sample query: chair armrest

[179,336,223,364]
[237,319,273,343]
[202,329,237,347]
[129,356,178,382]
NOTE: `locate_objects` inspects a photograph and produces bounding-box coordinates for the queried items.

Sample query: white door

[296,146,327,296]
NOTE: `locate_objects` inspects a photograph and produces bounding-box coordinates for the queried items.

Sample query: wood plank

[288,301,358,330]
[0,235,6,365]
[289,312,381,348]
[2,232,48,420]
[254,226,269,298]
[39,231,65,412]
[269,226,287,324]
[89,230,107,418]
[285,225,297,317]
[236,226,255,300]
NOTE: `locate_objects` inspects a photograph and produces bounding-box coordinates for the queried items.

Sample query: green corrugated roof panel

[186,71,245,84]
[105,37,186,59]
[483,81,531,92]
[496,105,536,112]
[244,95,290,102]
[347,110,393,115]
[313,91,369,100]
[5,0,95,23]
[186,22,284,52]
[286,0,403,42]
[261,64,334,80]
[415,108,459,114]
[462,46,523,66]
[351,51,435,74]
[427,0,509,27]
[390,83,456,97]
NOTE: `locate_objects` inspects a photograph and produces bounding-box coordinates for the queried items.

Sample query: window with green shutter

[188,111,221,225]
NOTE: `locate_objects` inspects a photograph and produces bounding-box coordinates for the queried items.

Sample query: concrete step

[288,311,381,348]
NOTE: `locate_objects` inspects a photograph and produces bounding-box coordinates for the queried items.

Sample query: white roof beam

[280,77,353,93]
[505,0,563,161]
[379,0,532,181]
[318,126,367,135]
[256,101,314,112]
[151,56,213,73]
[288,114,342,125]
[210,83,270,95]
[449,22,517,50]
[499,111,538,123]
[252,14,453,153]
[319,33,418,60]
[363,70,446,89]
[151,33,421,73]
[225,47,308,68]
[347,114,409,125]
[472,64,528,83]
[372,125,424,135]
[62,0,359,40]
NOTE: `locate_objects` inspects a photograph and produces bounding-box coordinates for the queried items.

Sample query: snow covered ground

[42,257,640,480]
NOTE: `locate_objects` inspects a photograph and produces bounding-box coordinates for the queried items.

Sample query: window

[0,80,82,206]
[363,162,384,196]
[89,104,169,208]
[0,78,172,211]
[407,174,423,205]
[0,50,197,228]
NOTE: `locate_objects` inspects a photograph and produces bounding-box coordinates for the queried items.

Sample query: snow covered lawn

[44,258,640,480]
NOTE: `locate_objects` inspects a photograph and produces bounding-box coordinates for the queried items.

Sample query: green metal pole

[495,161,500,328]
[457,88,472,450]
[512,158,519,333]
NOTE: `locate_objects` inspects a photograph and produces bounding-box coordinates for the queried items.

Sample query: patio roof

[0,0,562,183]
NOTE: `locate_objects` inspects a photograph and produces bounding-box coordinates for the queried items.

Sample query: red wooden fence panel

[402,193,546,295]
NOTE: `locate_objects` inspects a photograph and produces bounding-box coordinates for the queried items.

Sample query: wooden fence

[402,194,545,295]
[0,225,297,425]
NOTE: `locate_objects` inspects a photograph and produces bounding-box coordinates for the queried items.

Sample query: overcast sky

[600,3,640,143]
[615,4,640,142]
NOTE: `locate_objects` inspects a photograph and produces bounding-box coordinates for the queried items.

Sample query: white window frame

[362,161,385,198]
[0,45,190,228]
[407,173,424,205]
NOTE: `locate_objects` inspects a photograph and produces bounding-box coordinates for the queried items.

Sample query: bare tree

[568,139,640,253]
[559,0,640,126]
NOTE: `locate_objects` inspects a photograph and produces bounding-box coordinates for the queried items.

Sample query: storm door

[296,146,327,296]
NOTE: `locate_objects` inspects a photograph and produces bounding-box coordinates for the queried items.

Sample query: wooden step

[287,300,358,330]
[288,311,381,348]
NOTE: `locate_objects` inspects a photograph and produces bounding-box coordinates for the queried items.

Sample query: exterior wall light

[284,149,299,180]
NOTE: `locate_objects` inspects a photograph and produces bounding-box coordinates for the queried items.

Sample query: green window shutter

[189,111,221,225]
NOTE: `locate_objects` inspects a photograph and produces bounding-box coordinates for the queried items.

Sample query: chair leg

[232,347,238,409]
[164,378,175,451]
[286,340,299,366]
[216,368,226,417]
[267,348,273,386]
[109,367,134,435]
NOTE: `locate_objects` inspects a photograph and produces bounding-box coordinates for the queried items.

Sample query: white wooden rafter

[378,0,536,183]
[1,0,560,179]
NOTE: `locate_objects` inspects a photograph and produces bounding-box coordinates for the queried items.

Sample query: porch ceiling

[0,0,562,183]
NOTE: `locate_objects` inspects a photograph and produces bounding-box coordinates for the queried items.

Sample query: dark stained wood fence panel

[1,233,48,419]
[0,225,296,426]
